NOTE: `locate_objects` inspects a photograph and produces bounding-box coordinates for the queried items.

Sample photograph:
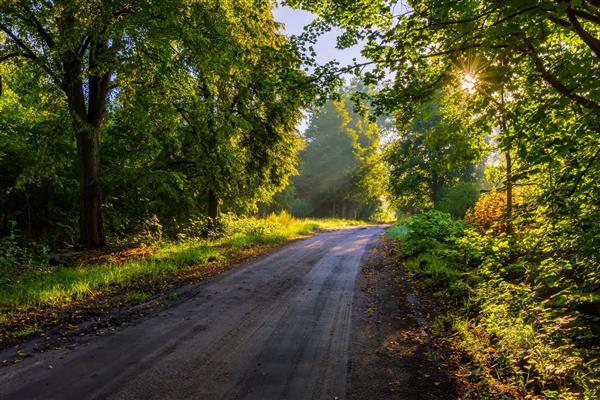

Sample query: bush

[0,225,50,283]
[399,210,465,257]
[436,182,480,218]
[386,223,409,240]
[405,252,464,294]
[388,209,599,398]
[465,189,520,234]
[177,215,230,241]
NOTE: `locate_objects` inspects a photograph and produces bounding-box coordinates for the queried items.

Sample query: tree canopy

[296,96,387,219]
[0,0,314,246]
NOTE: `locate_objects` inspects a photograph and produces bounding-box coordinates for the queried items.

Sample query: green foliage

[436,182,480,219]
[0,223,50,284]
[385,223,408,240]
[399,210,465,258]
[0,215,361,310]
[385,96,487,211]
[390,211,599,398]
[290,82,390,220]
[405,252,463,293]
[0,1,315,247]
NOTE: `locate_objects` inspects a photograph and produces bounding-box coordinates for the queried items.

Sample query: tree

[138,0,312,220]
[386,95,486,212]
[0,1,179,246]
[293,85,388,220]
[295,100,358,217]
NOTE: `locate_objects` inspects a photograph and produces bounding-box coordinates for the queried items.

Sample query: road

[0,226,385,400]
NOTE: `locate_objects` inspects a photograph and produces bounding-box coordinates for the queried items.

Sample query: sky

[272,6,367,70]
[271,6,369,132]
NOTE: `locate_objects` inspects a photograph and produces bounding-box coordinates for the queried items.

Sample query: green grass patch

[386,223,409,240]
[14,324,40,338]
[121,291,152,304]
[0,215,365,312]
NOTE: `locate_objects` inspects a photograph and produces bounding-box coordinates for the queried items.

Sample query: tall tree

[386,95,486,211]
[128,0,312,219]
[0,1,177,246]
[294,86,388,220]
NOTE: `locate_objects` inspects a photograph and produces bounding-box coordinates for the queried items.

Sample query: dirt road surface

[0,226,385,400]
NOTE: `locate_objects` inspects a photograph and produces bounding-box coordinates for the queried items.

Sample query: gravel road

[0,226,385,400]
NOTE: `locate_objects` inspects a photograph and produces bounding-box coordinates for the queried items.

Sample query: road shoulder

[349,239,458,399]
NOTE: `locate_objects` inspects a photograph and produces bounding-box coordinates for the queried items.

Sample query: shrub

[0,226,50,283]
[465,189,520,234]
[436,182,480,218]
[405,252,465,294]
[178,214,234,241]
[400,210,465,257]
[386,223,409,240]
[133,214,164,244]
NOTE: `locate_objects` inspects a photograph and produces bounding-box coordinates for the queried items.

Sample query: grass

[0,215,365,312]
[385,223,409,240]
[14,324,40,338]
[122,291,152,304]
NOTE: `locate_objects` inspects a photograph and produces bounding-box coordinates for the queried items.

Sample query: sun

[461,72,478,93]
[455,53,488,94]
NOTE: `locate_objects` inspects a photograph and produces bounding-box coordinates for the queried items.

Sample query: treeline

[0,1,315,249]
[267,83,390,221]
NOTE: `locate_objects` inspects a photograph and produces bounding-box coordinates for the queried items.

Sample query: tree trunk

[76,124,105,247]
[66,81,106,248]
[505,150,513,235]
[431,168,443,205]
[208,188,221,220]
[61,38,110,248]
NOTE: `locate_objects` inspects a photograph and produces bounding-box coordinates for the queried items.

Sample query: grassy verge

[387,211,598,400]
[0,214,364,344]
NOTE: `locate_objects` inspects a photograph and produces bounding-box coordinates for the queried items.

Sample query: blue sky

[271,6,370,133]
[272,6,367,69]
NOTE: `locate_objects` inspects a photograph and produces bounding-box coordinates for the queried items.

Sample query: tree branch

[566,6,600,59]
[78,36,91,58]
[490,5,540,27]
[547,14,571,28]
[569,145,600,197]
[0,52,30,62]
[0,23,39,60]
[415,5,500,31]
[17,12,55,48]
[0,23,62,86]
[525,42,600,110]
[571,8,600,24]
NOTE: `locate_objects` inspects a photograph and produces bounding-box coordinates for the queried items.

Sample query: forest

[0,1,599,399]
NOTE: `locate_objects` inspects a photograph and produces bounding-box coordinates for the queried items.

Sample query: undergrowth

[0,212,364,312]
[388,210,599,399]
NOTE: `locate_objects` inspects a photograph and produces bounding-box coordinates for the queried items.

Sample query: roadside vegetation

[0,213,363,344]
[387,207,599,399]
